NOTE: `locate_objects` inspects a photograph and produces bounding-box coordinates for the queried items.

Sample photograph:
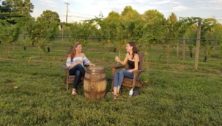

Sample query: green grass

[0,41,222,125]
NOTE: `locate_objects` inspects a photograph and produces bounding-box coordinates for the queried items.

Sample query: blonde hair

[69,42,81,61]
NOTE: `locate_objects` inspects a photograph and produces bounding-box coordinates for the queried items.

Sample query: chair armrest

[62,65,69,77]
[112,64,126,69]
[133,70,144,74]
[112,64,126,75]
[132,69,144,87]
[84,64,90,68]
[62,64,68,69]
[133,70,140,79]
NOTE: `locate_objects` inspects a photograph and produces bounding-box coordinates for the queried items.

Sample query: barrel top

[86,66,104,73]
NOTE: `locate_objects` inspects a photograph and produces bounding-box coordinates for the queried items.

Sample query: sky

[31,0,222,22]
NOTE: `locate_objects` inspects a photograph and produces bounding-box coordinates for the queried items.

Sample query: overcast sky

[31,0,222,22]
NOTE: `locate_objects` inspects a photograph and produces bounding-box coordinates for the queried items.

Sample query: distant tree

[36,10,60,40]
[180,17,215,69]
[178,17,201,61]
[102,11,121,41]
[164,13,178,63]
[0,0,33,44]
[120,6,142,41]
[140,10,166,44]
[200,18,217,62]
[30,10,60,51]
[184,25,197,58]
[213,23,222,54]
[70,21,96,41]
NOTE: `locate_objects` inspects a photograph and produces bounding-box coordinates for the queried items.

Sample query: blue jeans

[69,64,85,89]
[113,69,134,87]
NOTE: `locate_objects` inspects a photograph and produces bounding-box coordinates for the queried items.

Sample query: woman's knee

[118,70,125,77]
[77,64,85,72]
[75,70,81,77]
[116,70,124,74]
[114,70,119,76]
[75,64,82,69]
[123,70,133,79]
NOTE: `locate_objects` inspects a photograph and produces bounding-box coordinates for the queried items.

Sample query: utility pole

[65,2,70,23]
[62,2,70,41]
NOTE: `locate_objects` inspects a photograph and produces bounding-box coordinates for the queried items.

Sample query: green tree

[36,10,60,40]
[200,18,217,62]
[213,23,222,54]
[26,10,60,52]
[0,0,33,44]
[102,11,121,41]
[184,25,197,59]
[120,6,142,41]
[70,21,97,41]
[141,10,166,44]
[164,13,178,63]
[178,17,199,60]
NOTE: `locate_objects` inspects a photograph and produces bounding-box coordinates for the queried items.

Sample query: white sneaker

[129,88,134,96]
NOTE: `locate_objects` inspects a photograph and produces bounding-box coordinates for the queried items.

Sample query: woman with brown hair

[66,42,94,96]
[113,42,140,99]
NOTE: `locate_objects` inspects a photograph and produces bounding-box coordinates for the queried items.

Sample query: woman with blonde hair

[66,42,94,96]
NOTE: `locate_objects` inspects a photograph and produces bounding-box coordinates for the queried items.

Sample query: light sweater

[66,56,90,68]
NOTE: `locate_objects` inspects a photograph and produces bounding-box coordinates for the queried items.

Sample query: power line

[68,11,96,17]
[61,15,93,19]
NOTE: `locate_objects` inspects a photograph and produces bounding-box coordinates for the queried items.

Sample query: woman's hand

[69,62,80,69]
[115,56,120,63]
[128,69,134,73]
[89,63,95,67]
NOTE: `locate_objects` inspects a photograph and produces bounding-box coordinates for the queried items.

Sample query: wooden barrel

[84,66,107,100]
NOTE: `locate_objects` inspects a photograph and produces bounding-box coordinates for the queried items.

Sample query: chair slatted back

[138,52,144,71]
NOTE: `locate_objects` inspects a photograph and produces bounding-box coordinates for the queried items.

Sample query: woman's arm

[66,56,71,68]
[82,53,95,66]
[115,54,128,65]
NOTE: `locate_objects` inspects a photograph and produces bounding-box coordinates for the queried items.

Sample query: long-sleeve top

[66,56,90,68]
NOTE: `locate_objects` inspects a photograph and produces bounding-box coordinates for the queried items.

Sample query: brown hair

[69,42,81,61]
[128,42,138,59]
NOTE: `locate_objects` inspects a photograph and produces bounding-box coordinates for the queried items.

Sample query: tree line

[1,0,222,68]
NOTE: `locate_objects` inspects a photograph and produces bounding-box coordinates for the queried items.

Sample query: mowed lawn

[0,41,222,126]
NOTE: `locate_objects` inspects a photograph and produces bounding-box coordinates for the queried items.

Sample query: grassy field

[0,41,222,125]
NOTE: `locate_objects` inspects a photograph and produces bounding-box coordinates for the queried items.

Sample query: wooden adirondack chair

[64,65,88,90]
[64,66,75,90]
[112,52,145,89]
